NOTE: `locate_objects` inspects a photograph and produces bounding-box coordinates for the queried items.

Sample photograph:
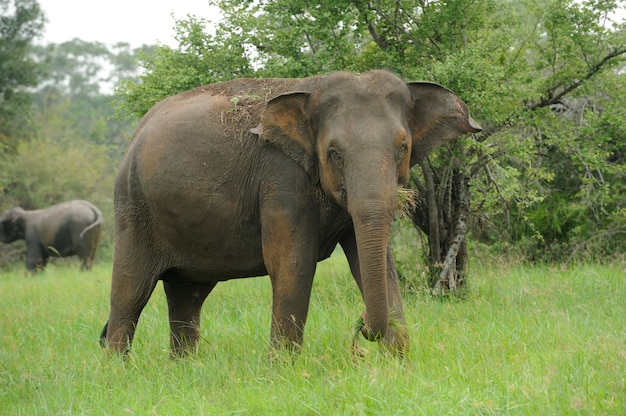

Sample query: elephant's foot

[169,340,199,359]
[169,326,201,358]
[103,338,132,355]
[99,321,109,348]
[269,332,303,353]
[353,312,409,358]
[100,320,136,355]
[380,318,409,357]
[169,345,196,359]
[266,330,305,364]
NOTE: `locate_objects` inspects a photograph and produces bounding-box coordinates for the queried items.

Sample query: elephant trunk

[347,183,397,341]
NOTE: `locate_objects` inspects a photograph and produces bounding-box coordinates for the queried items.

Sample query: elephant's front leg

[261,205,317,353]
[267,269,315,353]
[340,234,409,356]
[25,240,46,271]
[163,280,216,357]
[380,249,409,354]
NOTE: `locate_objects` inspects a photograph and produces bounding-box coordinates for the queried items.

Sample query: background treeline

[1,0,625,282]
[0,0,148,262]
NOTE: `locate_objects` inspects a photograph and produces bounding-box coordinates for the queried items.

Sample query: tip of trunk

[359,312,388,342]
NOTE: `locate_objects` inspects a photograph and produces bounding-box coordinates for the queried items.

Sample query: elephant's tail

[79,202,103,240]
[99,320,109,347]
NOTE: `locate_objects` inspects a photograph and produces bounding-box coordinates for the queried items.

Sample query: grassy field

[1,253,624,415]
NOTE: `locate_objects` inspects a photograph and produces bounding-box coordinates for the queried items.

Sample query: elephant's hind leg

[78,230,100,270]
[163,279,216,357]
[80,248,95,270]
[105,262,160,354]
[79,255,90,271]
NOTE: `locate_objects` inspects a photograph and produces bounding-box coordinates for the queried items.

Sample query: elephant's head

[0,207,26,243]
[254,70,481,341]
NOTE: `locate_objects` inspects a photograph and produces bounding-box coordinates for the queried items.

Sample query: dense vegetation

[0,0,625,278]
[0,0,148,260]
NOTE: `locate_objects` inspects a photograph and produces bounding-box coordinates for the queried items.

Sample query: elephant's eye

[396,142,409,162]
[328,148,343,168]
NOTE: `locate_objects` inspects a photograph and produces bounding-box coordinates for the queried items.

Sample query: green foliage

[0,0,45,144]
[0,6,134,266]
[0,35,151,266]
[0,134,116,258]
[0,136,112,209]
[239,0,370,76]
[114,15,254,119]
[31,39,143,148]
[1,260,625,414]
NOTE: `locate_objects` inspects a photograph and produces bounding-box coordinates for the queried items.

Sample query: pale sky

[37,0,221,48]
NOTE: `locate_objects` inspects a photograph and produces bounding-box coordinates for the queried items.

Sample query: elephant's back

[114,83,269,253]
[44,201,99,223]
[33,201,100,248]
[122,77,307,189]
[134,77,304,142]
[126,92,244,191]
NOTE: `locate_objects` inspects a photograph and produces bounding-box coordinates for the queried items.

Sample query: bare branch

[527,48,626,110]
[432,170,470,295]
[418,158,441,264]
[367,21,389,51]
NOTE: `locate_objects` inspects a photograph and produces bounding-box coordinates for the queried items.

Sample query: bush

[0,136,116,265]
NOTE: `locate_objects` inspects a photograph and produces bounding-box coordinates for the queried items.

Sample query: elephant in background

[101,70,481,357]
[0,199,103,271]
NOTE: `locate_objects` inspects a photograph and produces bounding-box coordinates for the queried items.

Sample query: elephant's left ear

[407,82,482,165]
[250,91,318,182]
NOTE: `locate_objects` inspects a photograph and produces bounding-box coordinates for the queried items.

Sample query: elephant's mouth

[329,181,347,206]
[337,177,347,204]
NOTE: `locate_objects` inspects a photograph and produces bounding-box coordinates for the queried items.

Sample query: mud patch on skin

[180,78,305,134]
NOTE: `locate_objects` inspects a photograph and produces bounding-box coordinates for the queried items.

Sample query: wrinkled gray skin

[0,200,103,271]
[101,70,481,357]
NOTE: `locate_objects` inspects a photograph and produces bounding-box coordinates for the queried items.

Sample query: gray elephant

[0,199,103,271]
[101,70,481,357]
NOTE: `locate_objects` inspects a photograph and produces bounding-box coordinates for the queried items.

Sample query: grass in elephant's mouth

[397,186,417,219]
[1,257,624,415]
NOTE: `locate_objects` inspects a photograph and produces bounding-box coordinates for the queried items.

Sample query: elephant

[0,199,103,271]
[100,70,481,357]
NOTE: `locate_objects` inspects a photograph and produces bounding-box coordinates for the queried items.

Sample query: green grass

[1,254,625,415]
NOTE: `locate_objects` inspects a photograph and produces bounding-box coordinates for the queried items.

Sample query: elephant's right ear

[250,92,318,182]
[407,82,482,165]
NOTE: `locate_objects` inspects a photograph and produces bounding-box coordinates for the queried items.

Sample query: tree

[465,1,626,266]
[113,16,253,119]
[0,0,45,146]
[31,39,142,151]
[114,0,626,292]
[0,37,146,266]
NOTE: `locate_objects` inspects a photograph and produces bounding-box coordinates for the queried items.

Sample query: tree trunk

[409,154,470,295]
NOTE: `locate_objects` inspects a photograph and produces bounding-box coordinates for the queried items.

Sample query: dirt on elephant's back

[184,78,306,133]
